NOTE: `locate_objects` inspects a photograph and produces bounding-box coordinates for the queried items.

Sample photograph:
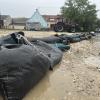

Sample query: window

[50,18,55,21]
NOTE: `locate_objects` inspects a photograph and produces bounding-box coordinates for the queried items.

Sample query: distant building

[42,15,62,29]
[0,10,62,30]
[26,9,48,31]
[0,15,12,28]
[12,18,28,26]
[12,18,28,30]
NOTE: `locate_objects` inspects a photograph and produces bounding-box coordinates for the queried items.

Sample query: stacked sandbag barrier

[54,32,96,43]
[30,35,68,44]
[30,32,96,51]
[0,32,63,69]
[30,34,70,51]
[0,31,96,100]
[0,32,63,100]
[30,32,96,44]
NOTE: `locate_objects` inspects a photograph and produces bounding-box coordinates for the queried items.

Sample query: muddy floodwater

[0,30,100,100]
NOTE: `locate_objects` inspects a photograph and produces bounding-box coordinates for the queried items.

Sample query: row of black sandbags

[30,32,96,44]
[0,31,96,100]
[55,32,96,43]
[0,32,63,100]
[29,32,96,52]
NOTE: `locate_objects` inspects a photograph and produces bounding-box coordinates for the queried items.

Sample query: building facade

[0,15,12,28]
[12,18,28,29]
[42,15,62,29]
[26,9,48,31]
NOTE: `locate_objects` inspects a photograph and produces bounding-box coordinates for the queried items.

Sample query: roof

[0,15,11,20]
[12,18,28,25]
[27,9,48,28]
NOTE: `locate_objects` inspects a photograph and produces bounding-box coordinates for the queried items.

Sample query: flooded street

[0,31,100,100]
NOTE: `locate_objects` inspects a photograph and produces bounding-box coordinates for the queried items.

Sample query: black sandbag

[0,32,63,68]
[0,44,51,100]
[50,43,70,51]
[31,41,63,68]
[0,34,17,45]
[71,33,92,40]
[57,34,81,43]
[30,36,62,43]
[56,33,93,43]
[30,35,68,44]
[30,34,82,44]
[0,32,63,100]
[68,37,81,43]
[0,32,25,45]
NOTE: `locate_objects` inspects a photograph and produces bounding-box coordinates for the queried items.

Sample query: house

[42,15,62,29]
[12,18,28,26]
[12,18,28,29]
[0,15,12,28]
[26,9,48,30]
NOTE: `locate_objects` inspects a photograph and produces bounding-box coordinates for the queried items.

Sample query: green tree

[61,0,97,31]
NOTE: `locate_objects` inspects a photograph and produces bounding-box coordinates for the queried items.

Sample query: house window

[50,18,55,21]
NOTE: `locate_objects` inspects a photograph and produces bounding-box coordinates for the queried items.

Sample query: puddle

[23,64,75,100]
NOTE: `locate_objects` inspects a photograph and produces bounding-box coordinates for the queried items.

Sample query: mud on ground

[0,30,100,100]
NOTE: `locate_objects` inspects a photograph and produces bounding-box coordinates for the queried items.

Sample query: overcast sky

[0,0,100,18]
